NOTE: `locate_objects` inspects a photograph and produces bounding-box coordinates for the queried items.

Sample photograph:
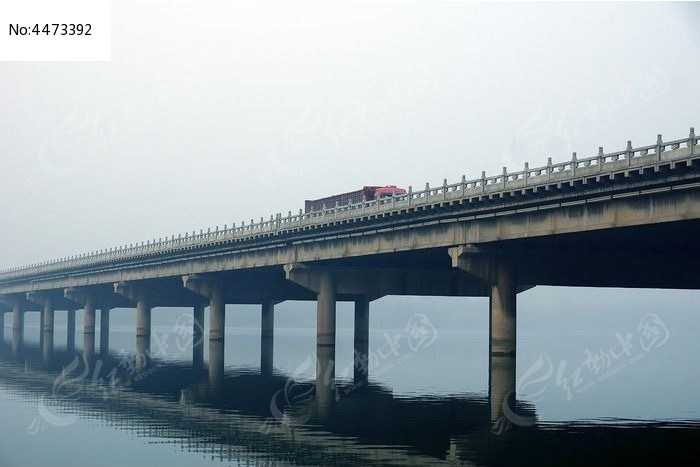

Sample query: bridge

[1,128,699,424]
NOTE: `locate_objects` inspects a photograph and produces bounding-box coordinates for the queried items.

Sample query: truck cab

[373,185,407,199]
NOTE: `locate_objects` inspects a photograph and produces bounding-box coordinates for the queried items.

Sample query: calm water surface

[1,291,699,466]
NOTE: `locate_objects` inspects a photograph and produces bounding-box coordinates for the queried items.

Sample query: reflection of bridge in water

[1,344,698,467]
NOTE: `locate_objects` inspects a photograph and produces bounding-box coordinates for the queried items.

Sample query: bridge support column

[316,271,336,410]
[66,309,76,354]
[100,308,110,356]
[182,275,226,392]
[65,288,105,364]
[449,246,519,357]
[261,299,274,376]
[27,293,55,365]
[42,298,54,364]
[136,297,151,369]
[112,283,152,369]
[449,245,521,426]
[490,267,517,357]
[39,308,44,350]
[353,296,370,386]
[12,300,24,358]
[208,282,225,391]
[84,297,96,364]
[193,305,204,369]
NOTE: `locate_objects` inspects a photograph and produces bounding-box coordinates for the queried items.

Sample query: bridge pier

[66,308,76,353]
[182,275,226,391]
[449,246,519,357]
[261,299,274,376]
[136,297,151,369]
[208,282,225,391]
[12,300,24,358]
[64,288,101,364]
[449,246,521,425]
[84,296,96,364]
[39,308,44,350]
[316,271,336,407]
[113,283,152,369]
[353,296,370,386]
[26,293,55,364]
[490,267,517,357]
[193,305,204,369]
[100,308,110,355]
[42,298,54,363]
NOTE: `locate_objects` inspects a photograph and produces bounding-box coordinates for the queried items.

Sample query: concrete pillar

[193,305,204,369]
[489,266,517,356]
[353,296,370,386]
[208,283,225,390]
[261,299,274,376]
[12,301,24,358]
[488,264,517,430]
[316,271,336,406]
[83,297,96,364]
[100,308,110,355]
[136,297,151,369]
[182,276,227,389]
[42,298,54,364]
[39,308,45,350]
[66,309,76,353]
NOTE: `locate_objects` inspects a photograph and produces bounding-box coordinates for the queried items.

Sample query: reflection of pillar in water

[353,297,369,386]
[84,298,96,365]
[208,283,225,393]
[66,309,76,354]
[192,305,204,369]
[316,272,336,417]
[489,354,516,425]
[0,311,4,346]
[12,301,24,359]
[39,309,44,351]
[209,338,224,394]
[260,299,274,376]
[316,344,335,418]
[42,298,54,365]
[100,308,110,356]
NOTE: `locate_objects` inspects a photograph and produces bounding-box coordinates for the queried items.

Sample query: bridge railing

[1,129,697,280]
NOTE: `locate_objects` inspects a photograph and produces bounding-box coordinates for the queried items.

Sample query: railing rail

[1,128,697,280]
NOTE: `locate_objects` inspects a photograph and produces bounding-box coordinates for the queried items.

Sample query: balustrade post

[626,140,633,166]
[690,128,696,156]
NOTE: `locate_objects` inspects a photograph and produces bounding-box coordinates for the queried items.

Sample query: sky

[1,1,699,268]
[1,2,699,335]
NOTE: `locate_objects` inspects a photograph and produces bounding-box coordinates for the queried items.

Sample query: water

[1,289,699,466]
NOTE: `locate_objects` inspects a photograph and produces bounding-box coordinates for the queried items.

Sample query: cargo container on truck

[304,185,407,213]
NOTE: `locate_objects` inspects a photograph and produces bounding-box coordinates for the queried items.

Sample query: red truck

[305,185,408,213]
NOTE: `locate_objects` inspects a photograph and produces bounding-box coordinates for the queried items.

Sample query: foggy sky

[1,1,698,267]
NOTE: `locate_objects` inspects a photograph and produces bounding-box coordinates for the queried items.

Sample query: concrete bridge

[1,128,699,423]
